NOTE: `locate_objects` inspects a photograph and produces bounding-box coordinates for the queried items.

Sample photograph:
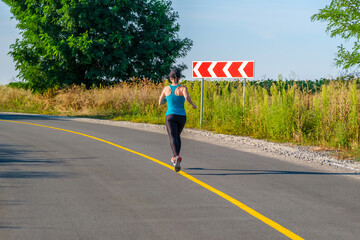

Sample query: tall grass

[0,85,47,113]
[1,79,360,158]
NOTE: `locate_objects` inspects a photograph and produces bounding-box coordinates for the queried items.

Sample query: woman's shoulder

[178,85,188,92]
[163,85,171,95]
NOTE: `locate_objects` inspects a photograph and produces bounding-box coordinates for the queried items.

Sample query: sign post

[200,78,204,126]
[243,78,246,107]
[192,61,255,126]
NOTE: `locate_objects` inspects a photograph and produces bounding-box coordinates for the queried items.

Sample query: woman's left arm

[183,87,197,109]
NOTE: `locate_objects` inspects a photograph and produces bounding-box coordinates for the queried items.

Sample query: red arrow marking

[244,61,254,78]
[213,62,227,78]
[192,62,198,78]
[198,62,212,78]
[193,61,254,78]
[228,62,243,77]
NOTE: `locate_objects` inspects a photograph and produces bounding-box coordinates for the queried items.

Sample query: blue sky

[0,0,348,84]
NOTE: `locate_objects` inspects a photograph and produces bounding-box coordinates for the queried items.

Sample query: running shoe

[171,156,176,166]
[174,156,182,172]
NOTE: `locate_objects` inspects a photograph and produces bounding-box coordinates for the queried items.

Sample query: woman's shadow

[184,168,358,176]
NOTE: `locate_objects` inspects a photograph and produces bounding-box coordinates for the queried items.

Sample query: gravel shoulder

[2,112,360,177]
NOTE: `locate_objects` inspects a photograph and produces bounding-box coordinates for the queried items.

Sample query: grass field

[1,78,360,160]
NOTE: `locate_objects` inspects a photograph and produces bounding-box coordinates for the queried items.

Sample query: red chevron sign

[192,61,254,78]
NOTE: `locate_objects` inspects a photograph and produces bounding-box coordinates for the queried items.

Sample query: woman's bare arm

[159,88,167,105]
[183,86,197,109]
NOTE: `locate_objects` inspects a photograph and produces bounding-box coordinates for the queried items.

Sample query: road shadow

[0,200,25,206]
[0,113,67,121]
[0,144,96,166]
[0,144,73,227]
[0,144,75,179]
[185,168,358,176]
[0,225,21,229]
[0,144,59,166]
[0,171,67,179]
[0,144,62,166]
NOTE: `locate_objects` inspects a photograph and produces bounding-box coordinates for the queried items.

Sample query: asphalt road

[0,113,359,240]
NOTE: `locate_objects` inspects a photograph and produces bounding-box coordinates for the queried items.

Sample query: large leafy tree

[311,0,360,70]
[2,0,192,91]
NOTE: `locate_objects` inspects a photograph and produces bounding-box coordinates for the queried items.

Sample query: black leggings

[165,114,186,157]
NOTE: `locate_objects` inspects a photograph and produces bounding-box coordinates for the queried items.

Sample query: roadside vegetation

[1,78,360,160]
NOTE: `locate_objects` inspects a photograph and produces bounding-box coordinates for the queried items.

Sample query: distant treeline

[183,76,360,94]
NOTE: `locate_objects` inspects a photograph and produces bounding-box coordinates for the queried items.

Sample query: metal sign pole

[243,78,246,108]
[200,78,204,127]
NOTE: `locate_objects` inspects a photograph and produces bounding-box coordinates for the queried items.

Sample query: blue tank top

[166,85,186,116]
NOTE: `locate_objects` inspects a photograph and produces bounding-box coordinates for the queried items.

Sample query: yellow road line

[0,119,304,240]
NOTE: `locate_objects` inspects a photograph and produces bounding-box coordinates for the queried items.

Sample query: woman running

[159,69,197,172]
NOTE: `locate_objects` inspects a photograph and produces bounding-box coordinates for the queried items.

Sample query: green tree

[311,0,360,70]
[2,0,192,92]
